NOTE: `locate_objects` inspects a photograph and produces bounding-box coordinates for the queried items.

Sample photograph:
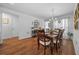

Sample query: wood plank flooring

[0,37,75,55]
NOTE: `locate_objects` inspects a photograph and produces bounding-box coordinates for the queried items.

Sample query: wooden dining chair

[37,29,53,55]
[53,29,64,52]
[58,29,64,47]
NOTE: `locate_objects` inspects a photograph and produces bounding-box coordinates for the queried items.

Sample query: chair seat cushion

[53,38,60,43]
[39,40,51,46]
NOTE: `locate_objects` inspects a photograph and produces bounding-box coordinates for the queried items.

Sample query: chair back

[37,29,45,41]
[37,29,51,45]
[37,29,45,38]
[57,29,64,39]
[37,29,53,54]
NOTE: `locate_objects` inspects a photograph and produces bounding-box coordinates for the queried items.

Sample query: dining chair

[37,29,53,55]
[53,29,64,52]
[52,29,60,35]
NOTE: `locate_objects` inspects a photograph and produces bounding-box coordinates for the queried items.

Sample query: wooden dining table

[45,33,58,40]
[45,33,58,44]
[36,29,60,54]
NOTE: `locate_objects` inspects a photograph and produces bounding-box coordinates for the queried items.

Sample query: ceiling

[0,3,75,19]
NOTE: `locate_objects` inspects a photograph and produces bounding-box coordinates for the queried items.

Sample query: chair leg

[38,42,40,50]
[50,46,53,55]
[50,43,53,55]
[56,44,58,52]
[60,43,63,54]
[44,46,46,55]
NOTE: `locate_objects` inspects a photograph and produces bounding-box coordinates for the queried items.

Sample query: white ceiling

[0,3,75,19]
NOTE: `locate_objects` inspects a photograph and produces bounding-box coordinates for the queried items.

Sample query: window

[53,20,58,28]
[2,13,11,24]
[44,21,50,33]
[53,18,68,38]
[45,21,50,29]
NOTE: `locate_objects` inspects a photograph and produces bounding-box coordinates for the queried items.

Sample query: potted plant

[67,32,73,39]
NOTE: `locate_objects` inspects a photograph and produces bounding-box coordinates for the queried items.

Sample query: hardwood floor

[0,37,75,55]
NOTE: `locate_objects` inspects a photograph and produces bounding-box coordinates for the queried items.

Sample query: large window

[44,21,50,33]
[62,18,68,38]
[53,18,68,38]
[45,21,50,29]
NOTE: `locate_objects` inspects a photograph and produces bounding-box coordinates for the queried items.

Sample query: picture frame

[74,21,78,30]
[74,3,79,30]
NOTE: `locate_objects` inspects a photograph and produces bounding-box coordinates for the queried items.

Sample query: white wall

[2,14,14,39]
[18,15,45,39]
[11,15,19,37]
[0,7,19,39]
[0,7,43,40]
[18,14,35,39]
